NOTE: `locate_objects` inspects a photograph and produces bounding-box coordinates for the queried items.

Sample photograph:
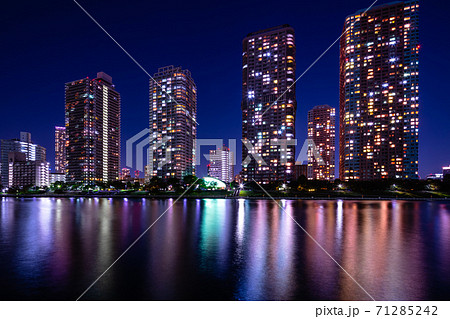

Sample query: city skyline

[1,0,449,179]
[2,0,450,306]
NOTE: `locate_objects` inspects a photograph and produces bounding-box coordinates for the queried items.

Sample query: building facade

[50,172,66,184]
[65,72,121,183]
[55,126,67,174]
[307,105,336,180]
[208,147,234,182]
[119,168,131,181]
[339,1,419,180]
[294,162,308,180]
[241,25,296,184]
[8,152,50,188]
[443,166,450,177]
[148,66,197,180]
[0,132,46,187]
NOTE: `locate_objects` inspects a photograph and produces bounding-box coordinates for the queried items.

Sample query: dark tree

[230,181,239,189]
[183,175,198,186]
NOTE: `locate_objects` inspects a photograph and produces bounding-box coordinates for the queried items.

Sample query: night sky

[1,0,449,178]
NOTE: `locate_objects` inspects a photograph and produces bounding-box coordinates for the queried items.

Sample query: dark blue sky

[1,0,449,178]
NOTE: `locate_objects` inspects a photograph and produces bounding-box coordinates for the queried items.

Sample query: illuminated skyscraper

[149,66,197,180]
[307,105,335,181]
[54,126,67,174]
[65,72,121,183]
[339,1,419,180]
[208,147,234,182]
[241,25,296,183]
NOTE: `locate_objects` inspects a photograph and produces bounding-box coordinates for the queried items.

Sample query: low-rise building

[426,173,443,180]
[8,152,49,188]
[1,132,46,187]
[443,166,450,177]
[50,172,66,184]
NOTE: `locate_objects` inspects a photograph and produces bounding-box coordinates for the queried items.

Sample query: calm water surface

[0,197,449,300]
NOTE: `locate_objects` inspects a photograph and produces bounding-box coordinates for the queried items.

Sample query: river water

[0,197,449,300]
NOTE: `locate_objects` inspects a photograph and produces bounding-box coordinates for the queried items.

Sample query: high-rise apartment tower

[307,105,336,181]
[241,25,296,184]
[148,66,197,180]
[339,1,419,180]
[54,126,67,174]
[65,72,120,183]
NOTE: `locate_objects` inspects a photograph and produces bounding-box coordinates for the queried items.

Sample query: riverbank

[1,193,449,201]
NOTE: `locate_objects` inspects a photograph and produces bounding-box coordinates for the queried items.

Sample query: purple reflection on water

[0,198,449,300]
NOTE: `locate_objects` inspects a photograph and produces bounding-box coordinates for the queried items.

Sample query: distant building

[119,168,131,181]
[65,72,121,183]
[50,172,66,184]
[234,173,243,184]
[241,25,297,184]
[8,152,49,188]
[339,1,420,180]
[133,170,142,183]
[54,126,67,174]
[149,66,197,180]
[426,173,443,181]
[443,166,450,177]
[0,132,46,187]
[134,178,145,185]
[307,105,336,181]
[294,162,308,180]
[144,165,151,183]
[208,147,234,182]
